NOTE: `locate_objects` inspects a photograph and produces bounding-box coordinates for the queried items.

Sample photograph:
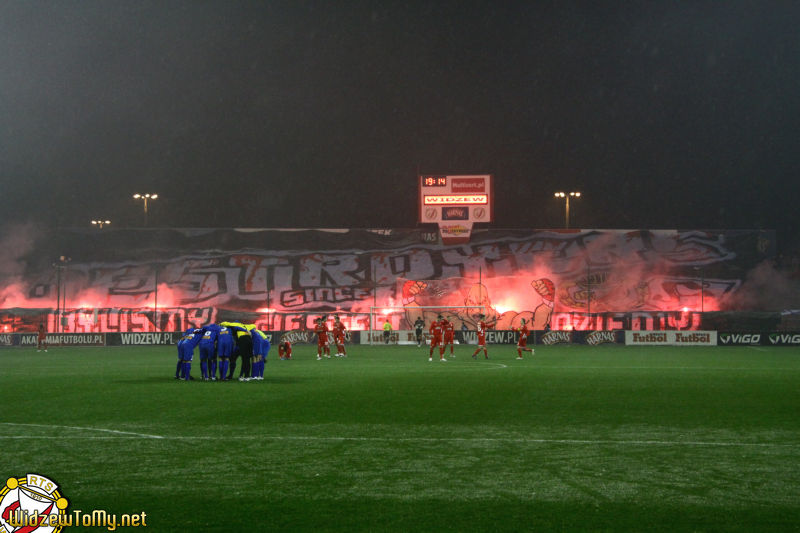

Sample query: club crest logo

[0,474,68,533]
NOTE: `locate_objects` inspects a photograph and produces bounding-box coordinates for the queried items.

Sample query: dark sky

[1,1,799,243]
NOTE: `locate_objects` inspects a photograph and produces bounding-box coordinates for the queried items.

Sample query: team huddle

[174,315,347,381]
[175,321,291,382]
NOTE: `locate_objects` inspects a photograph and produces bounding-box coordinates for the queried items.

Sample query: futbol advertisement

[625,331,717,346]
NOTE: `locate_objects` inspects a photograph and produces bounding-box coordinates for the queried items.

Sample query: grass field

[2,343,800,532]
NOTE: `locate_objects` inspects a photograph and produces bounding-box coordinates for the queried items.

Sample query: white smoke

[719,260,800,311]
[0,222,42,307]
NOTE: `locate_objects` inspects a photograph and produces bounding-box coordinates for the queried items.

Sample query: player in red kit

[471,314,494,359]
[37,322,47,352]
[278,340,292,360]
[332,315,347,357]
[428,315,446,362]
[513,318,534,359]
[442,318,456,357]
[314,317,331,360]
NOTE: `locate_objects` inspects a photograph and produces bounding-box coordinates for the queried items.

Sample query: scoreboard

[418,174,492,224]
[418,174,493,244]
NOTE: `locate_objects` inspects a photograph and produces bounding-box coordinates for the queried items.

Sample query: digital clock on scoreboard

[422,176,447,187]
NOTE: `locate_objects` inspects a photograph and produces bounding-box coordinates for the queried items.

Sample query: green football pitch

[2,343,800,532]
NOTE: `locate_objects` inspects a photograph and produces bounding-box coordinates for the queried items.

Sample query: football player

[198,323,220,380]
[513,318,534,359]
[216,324,235,380]
[428,315,446,362]
[332,315,347,357]
[176,327,203,380]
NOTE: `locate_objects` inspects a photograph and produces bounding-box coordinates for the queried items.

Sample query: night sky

[1,1,798,246]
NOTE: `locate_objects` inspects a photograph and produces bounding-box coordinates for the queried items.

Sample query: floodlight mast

[554,191,581,229]
[133,193,158,226]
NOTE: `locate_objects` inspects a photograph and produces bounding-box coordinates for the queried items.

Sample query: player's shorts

[477,337,487,347]
[217,340,233,357]
[38,333,46,341]
[198,344,215,360]
[178,344,195,361]
[317,339,329,347]
[334,336,345,345]
[444,334,454,343]
[517,339,528,347]
[430,337,443,348]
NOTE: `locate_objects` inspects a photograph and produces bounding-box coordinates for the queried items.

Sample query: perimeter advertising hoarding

[625,331,717,346]
[17,333,106,347]
[717,333,763,346]
[766,333,800,346]
[362,330,626,345]
[112,332,178,345]
[717,332,800,346]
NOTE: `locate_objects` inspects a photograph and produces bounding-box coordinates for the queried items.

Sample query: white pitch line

[0,422,165,439]
[535,366,800,371]
[0,428,796,449]
[468,361,507,370]
[165,435,800,448]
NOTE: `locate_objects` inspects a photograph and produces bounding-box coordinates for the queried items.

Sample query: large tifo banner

[0,227,777,333]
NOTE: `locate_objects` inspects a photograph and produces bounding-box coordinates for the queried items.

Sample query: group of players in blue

[175,321,270,382]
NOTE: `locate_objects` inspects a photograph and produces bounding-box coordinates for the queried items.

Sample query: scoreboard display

[418,174,493,224]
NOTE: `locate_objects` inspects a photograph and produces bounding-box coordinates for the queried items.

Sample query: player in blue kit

[246,325,271,381]
[216,325,235,381]
[198,324,220,381]
[176,327,203,381]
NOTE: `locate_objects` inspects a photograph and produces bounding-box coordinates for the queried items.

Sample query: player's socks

[175,361,183,379]
[200,361,208,379]
[210,359,217,378]
[220,359,229,380]
[183,362,191,380]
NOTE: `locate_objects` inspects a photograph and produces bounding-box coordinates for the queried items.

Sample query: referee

[413,316,425,347]
[220,321,254,381]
